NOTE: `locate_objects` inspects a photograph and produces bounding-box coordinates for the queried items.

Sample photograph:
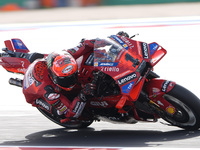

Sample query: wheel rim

[163,94,196,127]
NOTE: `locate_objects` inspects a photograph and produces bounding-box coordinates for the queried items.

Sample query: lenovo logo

[141,42,149,59]
[117,72,137,85]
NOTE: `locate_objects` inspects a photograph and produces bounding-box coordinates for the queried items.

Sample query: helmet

[47,52,78,91]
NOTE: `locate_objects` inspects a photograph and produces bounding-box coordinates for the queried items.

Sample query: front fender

[145,79,176,98]
[145,79,176,114]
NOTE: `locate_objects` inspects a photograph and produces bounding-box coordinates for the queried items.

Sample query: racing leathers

[23,39,95,123]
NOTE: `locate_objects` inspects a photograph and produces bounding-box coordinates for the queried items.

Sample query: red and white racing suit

[23,39,95,122]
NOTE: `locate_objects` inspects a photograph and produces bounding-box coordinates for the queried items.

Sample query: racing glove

[79,83,96,102]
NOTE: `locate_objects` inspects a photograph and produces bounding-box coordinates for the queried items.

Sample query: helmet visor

[52,71,78,88]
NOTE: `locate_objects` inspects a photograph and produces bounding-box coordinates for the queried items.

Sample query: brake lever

[130,33,139,39]
[2,48,15,57]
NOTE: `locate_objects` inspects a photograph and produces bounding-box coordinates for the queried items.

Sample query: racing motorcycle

[1,34,200,130]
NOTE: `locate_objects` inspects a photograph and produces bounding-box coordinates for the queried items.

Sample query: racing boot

[60,96,87,123]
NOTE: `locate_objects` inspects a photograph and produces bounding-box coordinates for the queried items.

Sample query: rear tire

[162,84,200,130]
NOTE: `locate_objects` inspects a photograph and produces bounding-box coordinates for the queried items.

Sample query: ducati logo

[48,93,60,100]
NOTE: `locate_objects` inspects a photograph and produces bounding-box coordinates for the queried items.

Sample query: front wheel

[161,84,200,130]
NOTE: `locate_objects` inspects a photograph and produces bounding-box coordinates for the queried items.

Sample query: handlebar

[92,71,104,84]
[9,78,23,87]
[0,48,16,58]
[91,71,105,100]
[2,48,15,56]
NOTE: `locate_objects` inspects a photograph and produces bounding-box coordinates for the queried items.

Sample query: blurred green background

[0,0,200,10]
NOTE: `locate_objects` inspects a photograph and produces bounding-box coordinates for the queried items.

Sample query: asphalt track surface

[1,2,200,149]
[1,110,200,148]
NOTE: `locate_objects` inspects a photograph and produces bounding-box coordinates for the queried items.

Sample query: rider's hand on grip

[79,83,96,102]
[82,83,96,96]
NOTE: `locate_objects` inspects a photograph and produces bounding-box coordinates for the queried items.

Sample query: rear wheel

[37,107,93,129]
[161,84,200,130]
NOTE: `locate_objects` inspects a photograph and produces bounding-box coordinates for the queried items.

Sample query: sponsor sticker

[24,68,34,90]
[72,43,82,52]
[35,99,51,112]
[152,88,160,98]
[111,35,129,50]
[90,101,109,107]
[149,42,159,55]
[117,72,137,85]
[121,36,134,49]
[48,93,60,100]
[161,80,171,92]
[12,39,28,50]
[68,49,76,54]
[94,62,98,66]
[122,81,135,93]
[141,42,149,59]
[101,67,119,72]
[84,53,94,66]
[96,62,118,67]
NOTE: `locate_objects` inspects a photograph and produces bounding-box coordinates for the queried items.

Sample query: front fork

[144,79,176,115]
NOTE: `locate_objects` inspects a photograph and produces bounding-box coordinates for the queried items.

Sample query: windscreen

[93,38,123,67]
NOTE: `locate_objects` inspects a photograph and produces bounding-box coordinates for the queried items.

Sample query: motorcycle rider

[23,39,96,123]
[23,31,129,123]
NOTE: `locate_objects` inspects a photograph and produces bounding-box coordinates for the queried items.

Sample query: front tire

[162,84,200,130]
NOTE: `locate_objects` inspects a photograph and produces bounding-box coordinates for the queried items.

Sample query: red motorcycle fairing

[88,95,122,108]
[145,79,176,115]
[0,38,32,74]
[0,57,30,74]
[91,36,168,111]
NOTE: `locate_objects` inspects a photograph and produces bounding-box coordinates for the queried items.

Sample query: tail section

[4,38,29,53]
[0,38,31,74]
